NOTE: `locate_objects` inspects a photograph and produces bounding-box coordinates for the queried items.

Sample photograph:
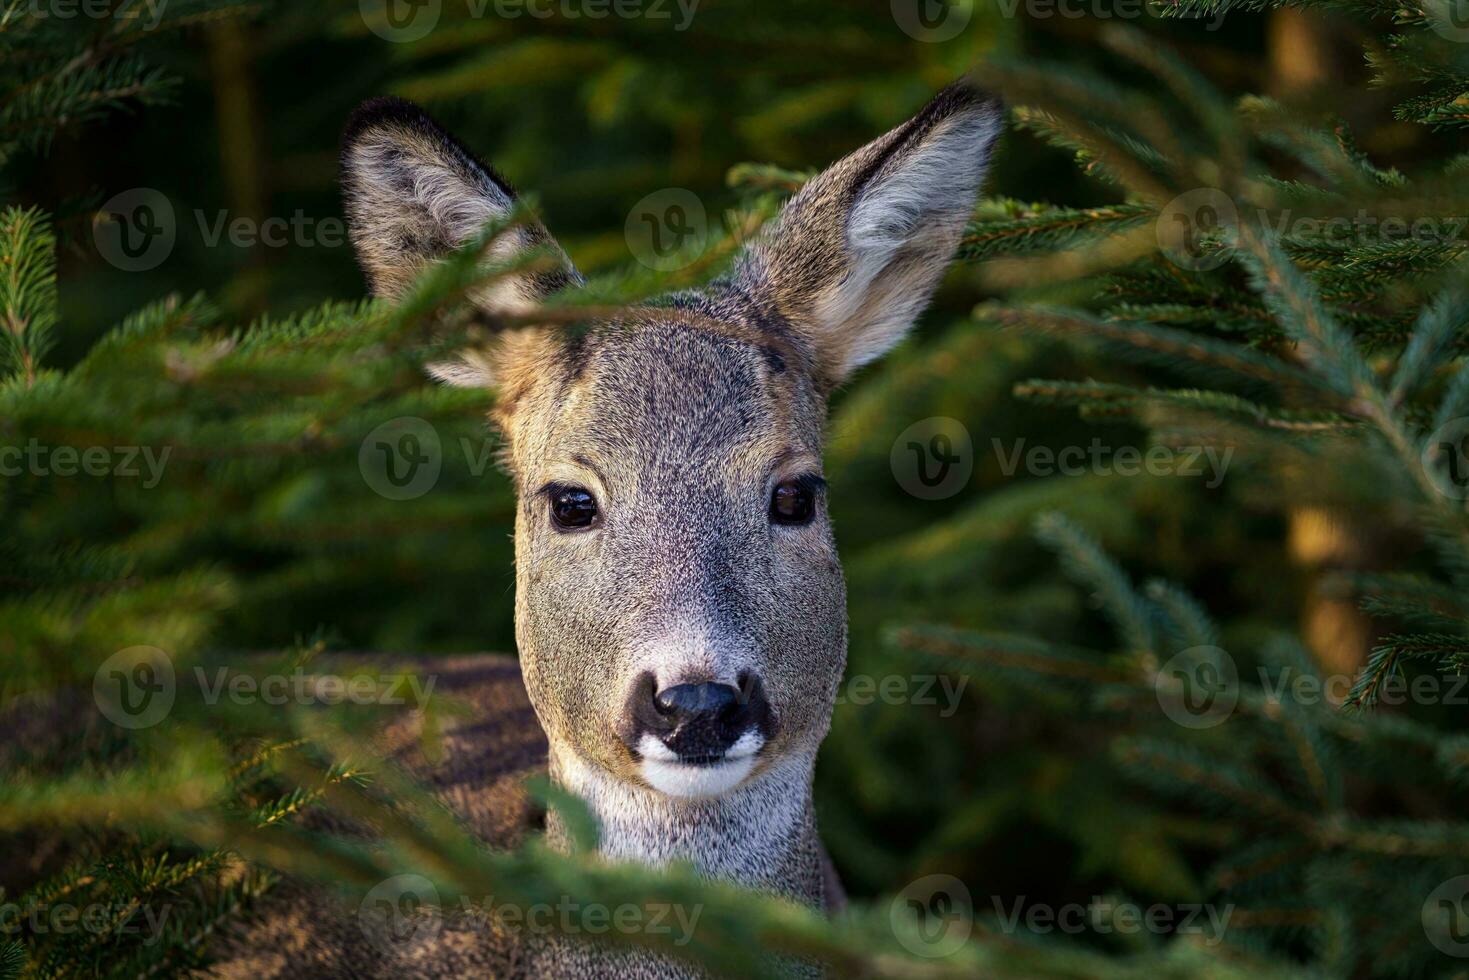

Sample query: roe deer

[208,78,1002,979]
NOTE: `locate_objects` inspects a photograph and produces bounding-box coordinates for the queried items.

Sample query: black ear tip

[341,95,436,151]
[338,94,521,211]
[933,75,1006,122]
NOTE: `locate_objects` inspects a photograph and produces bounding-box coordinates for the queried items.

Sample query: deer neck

[545,744,826,905]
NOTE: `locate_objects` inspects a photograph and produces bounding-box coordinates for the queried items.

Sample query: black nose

[655,681,740,720]
[625,673,771,762]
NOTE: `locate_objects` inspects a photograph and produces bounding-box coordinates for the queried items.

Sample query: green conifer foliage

[2,0,1468,976]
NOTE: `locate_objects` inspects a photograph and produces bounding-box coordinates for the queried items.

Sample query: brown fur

[207,78,1002,978]
[206,655,544,978]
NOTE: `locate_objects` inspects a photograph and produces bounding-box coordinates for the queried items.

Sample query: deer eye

[770,479,817,526]
[550,486,598,530]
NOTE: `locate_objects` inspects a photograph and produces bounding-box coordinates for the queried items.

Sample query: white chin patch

[637,731,764,799]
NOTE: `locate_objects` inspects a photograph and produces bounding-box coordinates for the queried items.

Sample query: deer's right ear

[340,97,581,354]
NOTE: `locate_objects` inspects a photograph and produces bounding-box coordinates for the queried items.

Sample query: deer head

[341,82,1001,856]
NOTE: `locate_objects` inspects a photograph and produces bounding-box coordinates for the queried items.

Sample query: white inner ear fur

[814,105,1002,376]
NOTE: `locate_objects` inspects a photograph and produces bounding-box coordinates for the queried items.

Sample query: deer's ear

[735,80,1003,388]
[340,98,581,387]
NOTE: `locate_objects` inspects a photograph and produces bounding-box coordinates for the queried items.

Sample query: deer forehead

[508,316,826,492]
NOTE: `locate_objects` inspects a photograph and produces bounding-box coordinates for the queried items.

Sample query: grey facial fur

[326,80,1002,978]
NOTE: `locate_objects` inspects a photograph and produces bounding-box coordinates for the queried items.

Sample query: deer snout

[622,672,774,798]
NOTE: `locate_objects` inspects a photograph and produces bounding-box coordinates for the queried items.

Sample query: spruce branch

[959,200,1156,264]
[1145,579,1221,650]
[1034,512,1155,660]
[1380,270,1463,405]
[0,941,22,980]
[0,206,57,386]
[983,306,1335,396]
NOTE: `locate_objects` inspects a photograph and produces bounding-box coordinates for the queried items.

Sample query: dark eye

[770,479,817,526]
[550,487,599,530]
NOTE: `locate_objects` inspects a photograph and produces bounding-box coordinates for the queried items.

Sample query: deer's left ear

[735,80,1003,388]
